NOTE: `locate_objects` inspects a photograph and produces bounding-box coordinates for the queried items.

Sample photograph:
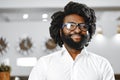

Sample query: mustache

[68,33,85,37]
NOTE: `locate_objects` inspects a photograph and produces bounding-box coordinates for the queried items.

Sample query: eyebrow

[66,22,76,24]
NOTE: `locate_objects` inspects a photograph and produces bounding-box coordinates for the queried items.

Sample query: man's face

[61,14,89,50]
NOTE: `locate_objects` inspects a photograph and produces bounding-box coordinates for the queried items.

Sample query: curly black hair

[49,1,96,47]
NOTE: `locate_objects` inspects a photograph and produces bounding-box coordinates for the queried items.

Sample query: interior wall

[0,11,120,76]
[0,21,50,76]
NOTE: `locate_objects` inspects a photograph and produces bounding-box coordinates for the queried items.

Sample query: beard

[61,31,89,50]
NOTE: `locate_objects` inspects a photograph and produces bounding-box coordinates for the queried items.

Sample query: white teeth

[71,35,81,38]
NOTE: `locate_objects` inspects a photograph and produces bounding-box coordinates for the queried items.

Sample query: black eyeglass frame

[62,22,89,31]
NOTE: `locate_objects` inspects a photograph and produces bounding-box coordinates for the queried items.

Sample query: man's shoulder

[87,51,110,64]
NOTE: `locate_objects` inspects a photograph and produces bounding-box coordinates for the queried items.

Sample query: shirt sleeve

[101,59,115,80]
[28,58,47,80]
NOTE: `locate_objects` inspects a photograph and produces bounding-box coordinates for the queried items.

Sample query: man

[28,1,115,80]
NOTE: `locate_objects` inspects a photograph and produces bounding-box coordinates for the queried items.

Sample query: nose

[74,26,81,33]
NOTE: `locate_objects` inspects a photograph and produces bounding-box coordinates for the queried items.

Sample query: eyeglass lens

[63,22,88,31]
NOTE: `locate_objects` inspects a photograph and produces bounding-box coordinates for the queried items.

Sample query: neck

[64,44,82,60]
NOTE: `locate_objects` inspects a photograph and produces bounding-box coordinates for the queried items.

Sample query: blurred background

[0,0,120,80]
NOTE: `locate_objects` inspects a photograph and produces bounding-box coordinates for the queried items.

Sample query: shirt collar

[61,45,89,59]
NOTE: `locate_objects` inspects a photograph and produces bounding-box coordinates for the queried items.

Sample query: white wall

[0,11,120,76]
[88,11,120,74]
[0,21,50,76]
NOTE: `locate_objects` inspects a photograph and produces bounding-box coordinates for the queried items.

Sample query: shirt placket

[70,60,77,80]
[70,54,82,80]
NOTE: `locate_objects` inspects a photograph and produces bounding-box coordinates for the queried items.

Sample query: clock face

[0,37,8,55]
[17,36,33,55]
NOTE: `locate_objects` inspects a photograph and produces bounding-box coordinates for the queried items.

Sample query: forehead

[63,14,85,23]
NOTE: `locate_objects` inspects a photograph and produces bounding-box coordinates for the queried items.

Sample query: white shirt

[28,46,115,80]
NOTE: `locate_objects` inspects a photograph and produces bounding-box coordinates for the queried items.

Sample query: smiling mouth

[71,34,81,41]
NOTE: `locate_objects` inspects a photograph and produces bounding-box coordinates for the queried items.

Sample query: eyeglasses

[62,22,88,31]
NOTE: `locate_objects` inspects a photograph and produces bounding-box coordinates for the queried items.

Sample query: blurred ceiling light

[42,18,48,22]
[15,77,20,80]
[94,26,106,43]
[117,17,120,33]
[116,17,120,35]
[42,13,48,19]
[94,34,105,41]
[112,18,120,43]
[23,14,29,19]
[114,34,120,43]
[17,57,37,67]
[117,25,120,34]
[96,26,103,34]
[117,16,120,21]
[113,25,120,42]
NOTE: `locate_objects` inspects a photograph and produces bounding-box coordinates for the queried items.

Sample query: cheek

[63,28,71,35]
